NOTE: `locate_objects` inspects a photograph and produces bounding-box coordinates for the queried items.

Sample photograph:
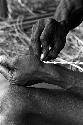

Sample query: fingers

[43,50,57,61]
[43,41,65,61]
[42,19,67,61]
[40,18,58,60]
[31,19,45,58]
[43,44,59,61]
[43,32,66,61]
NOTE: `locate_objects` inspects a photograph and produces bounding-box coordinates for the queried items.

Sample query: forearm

[54,0,83,31]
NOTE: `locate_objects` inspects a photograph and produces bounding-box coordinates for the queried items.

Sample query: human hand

[0,22,43,85]
[37,18,67,61]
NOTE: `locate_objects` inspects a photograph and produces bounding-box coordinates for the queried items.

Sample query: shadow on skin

[0,0,83,124]
[0,84,83,125]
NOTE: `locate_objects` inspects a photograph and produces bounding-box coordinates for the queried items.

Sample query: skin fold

[0,20,83,89]
[39,0,83,61]
[0,0,83,124]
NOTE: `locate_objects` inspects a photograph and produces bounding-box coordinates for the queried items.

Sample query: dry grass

[0,0,83,72]
[56,23,83,72]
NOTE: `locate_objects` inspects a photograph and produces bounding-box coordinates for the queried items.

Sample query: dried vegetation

[0,0,83,72]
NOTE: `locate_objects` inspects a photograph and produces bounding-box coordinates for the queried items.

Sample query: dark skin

[1,85,83,125]
[1,20,83,125]
[39,0,83,61]
[1,0,83,124]
[1,21,83,89]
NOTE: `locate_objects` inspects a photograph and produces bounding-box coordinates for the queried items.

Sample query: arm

[1,85,83,125]
[0,21,83,89]
[38,0,83,61]
[54,0,83,31]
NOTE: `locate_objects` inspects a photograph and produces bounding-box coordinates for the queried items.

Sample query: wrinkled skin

[40,18,67,61]
[39,0,83,61]
[1,20,83,89]
[0,0,83,86]
[0,21,43,85]
[0,21,75,88]
[0,0,83,124]
[1,21,83,125]
[0,20,70,87]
